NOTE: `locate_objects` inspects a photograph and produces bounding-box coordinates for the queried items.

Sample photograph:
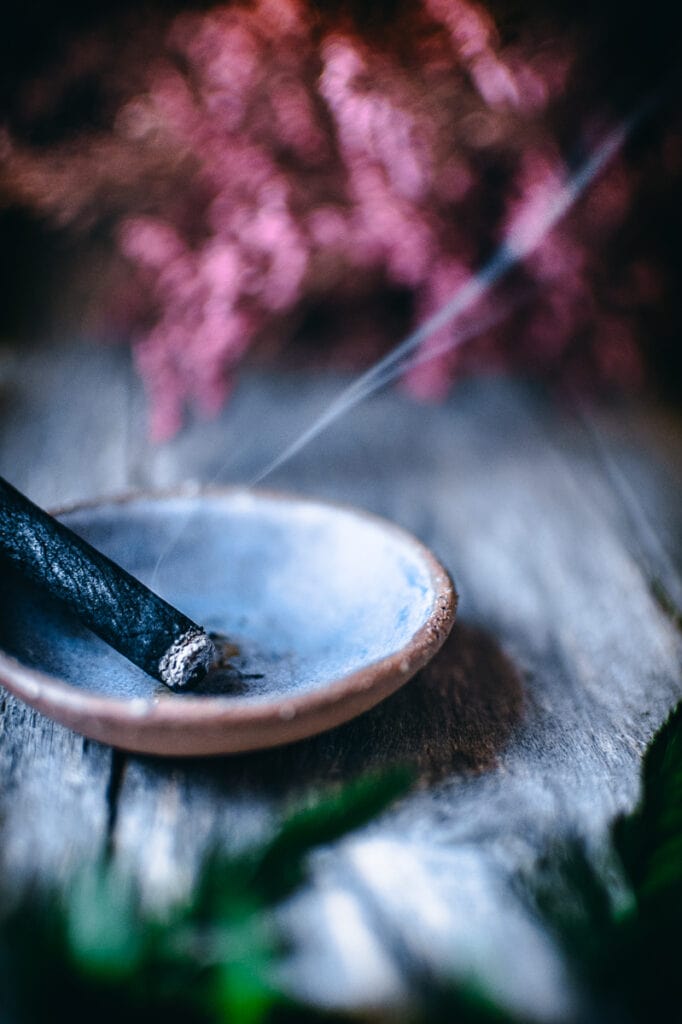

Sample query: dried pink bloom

[1,0,678,436]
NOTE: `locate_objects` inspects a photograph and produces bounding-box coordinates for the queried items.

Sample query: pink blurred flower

[1,0,677,436]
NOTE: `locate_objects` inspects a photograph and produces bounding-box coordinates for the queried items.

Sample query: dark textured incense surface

[0,476,214,690]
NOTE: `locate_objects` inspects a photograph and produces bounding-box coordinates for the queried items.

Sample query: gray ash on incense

[0,476,215,691]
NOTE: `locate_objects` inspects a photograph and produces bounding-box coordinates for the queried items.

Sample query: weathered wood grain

[0,340,132,887]
[1,339,681,1019]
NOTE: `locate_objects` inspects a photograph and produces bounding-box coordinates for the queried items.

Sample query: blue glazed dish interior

[0,491,442,705]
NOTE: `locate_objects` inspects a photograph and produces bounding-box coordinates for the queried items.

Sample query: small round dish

[0,489,456,756]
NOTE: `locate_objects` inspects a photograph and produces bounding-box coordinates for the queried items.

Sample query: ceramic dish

[0,489,456,755]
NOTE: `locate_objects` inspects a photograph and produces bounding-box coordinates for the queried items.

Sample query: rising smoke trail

[151,106,648,585]
[249,111,640,486]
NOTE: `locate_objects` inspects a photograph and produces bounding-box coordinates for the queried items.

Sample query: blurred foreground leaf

[613,701,682,908]
[531,698,682,1021]
[0,766,414,1024]
[6,699,682,1024]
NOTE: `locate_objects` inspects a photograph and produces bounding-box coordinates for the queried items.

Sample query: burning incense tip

[158,627,216,690]
[0,476,215,691]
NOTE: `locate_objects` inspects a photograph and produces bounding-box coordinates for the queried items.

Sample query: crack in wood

[105,748,127,858]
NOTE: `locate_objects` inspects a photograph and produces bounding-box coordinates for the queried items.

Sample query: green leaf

[613,701,682,907]
[210,954,276,1024]
[1,766,417,1023]
[65,864,146,980]
[530,840,617,976]
[524,699,682,1022]
[253,766,415,901]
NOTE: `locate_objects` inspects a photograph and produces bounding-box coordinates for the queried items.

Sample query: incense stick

[0,476,215,690]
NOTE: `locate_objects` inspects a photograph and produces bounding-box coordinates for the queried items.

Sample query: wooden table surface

[1,338,681,1020]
